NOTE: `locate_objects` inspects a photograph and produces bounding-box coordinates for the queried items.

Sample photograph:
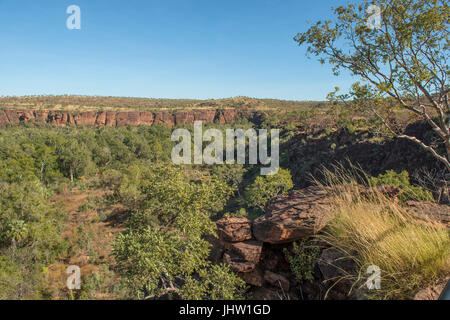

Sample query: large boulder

[253,186,333,244]
[216,217,252,242]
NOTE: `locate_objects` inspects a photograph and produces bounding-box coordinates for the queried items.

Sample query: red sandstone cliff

[0,109,238,127]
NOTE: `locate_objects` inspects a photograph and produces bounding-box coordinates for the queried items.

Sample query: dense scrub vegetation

[0,97,446,299]
[0,121,296,299]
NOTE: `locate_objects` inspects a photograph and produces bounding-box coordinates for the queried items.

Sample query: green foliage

[113,164,243,299]
[182,264,246,300]
[77,264,130,300]
[223,208,248,218]
[369,170,433,202]
[295,0,450,170]
[211,164,247,191]
[0,180,67,299]
[283,241,320,283]
[244,168,294,211]
[0,125,174,186]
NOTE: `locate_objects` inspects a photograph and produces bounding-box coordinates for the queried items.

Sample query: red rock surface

[0,109,238,127]
[253,186,333,244]
[222,241,263,273]
[216,217,253,242]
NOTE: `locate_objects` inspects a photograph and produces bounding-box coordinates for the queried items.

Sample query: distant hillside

[0,95,326,113]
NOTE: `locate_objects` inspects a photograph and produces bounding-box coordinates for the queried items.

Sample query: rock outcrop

[253,186,333,244]
[213,186,336,299]
[216,217,253,242]
[214,185,450,300]
[0,109,239,127]
[405,201,450,228]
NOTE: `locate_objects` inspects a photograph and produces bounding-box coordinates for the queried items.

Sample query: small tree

[112,164,245,299]
[244,168,294,211]
[295,0,449,171]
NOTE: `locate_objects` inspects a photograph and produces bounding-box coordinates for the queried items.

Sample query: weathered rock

[264,271,290,292]
[216,217,252,242]
[34,110,49,123]
[405,201,450,228]
[223,252,257,273]
[139,112,154,126]
[238,268,264,287]
[251,287,283,300]
[222,241,263,273]
[105,112,117,127]
[95,112,107,126]
[116,112,138,126]
[154,112,175,126]
[194,110,216,123]
[414,278,449,300]
[4,110,20,123]
[74,111,97,125]
[317,248,358,299]
[317,249,356,281]
[0,111,10,126]
[0,108,238,127]
[17,111,34,122]
[223,241,263,265]
[253,186,333,244]
[174,111,194,125]
[260,244,291,272]
[222,109,238,123]
[216,109,238,124]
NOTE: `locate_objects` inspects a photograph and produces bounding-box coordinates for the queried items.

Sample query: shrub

[244,168,294,211]
[284,241,320,283]
[369,170,433,202]
[113,164,242,299]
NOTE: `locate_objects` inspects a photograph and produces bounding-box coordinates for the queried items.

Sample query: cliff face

[0,109,238,127]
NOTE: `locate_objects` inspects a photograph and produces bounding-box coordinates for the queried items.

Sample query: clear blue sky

[0,0,355,100]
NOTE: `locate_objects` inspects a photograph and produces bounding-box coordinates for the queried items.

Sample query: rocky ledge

[212,186,450,300]
[0,108,238,127]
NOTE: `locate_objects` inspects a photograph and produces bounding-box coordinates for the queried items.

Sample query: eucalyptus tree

[295,0,449,170]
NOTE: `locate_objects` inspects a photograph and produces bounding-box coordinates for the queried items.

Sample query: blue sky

[0,0,355,100]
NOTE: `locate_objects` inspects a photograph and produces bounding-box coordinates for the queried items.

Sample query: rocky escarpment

[0,109,239,127]
[213,186,450,300]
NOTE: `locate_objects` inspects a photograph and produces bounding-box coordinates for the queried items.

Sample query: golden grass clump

[317,165,450,299]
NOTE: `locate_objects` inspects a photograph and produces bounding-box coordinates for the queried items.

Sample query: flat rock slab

[253,186,333,244]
